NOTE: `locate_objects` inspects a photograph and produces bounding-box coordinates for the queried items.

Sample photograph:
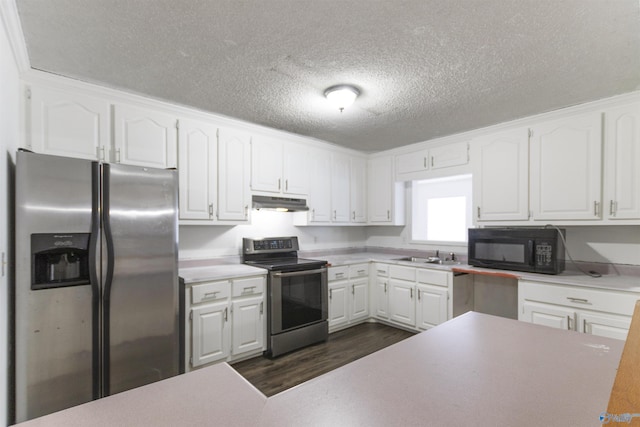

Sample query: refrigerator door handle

[89,162,101,400]
[101,163,116,396]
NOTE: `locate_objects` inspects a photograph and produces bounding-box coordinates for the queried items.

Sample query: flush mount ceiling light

[324,85,360,112]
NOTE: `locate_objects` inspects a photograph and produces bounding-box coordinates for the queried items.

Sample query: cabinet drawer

[375,263,389,277]
[416,269,449,287]
[349,263,369,279]
[232,276,264,297]
[519,280,639,316]
[328,266,349,281]
[191,280,230,304]
[389,265,416,282]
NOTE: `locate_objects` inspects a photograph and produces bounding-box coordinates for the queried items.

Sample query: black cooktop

[244,257,327,271]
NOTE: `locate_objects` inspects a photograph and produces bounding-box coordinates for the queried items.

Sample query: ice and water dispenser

[31,233,91,290]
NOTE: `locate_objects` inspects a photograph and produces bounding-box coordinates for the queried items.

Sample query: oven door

[269,267,328,335]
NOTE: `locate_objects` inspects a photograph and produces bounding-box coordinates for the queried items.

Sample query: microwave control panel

[535,242,554,266]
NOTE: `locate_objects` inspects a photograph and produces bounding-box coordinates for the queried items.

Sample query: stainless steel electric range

[242,236,328,358]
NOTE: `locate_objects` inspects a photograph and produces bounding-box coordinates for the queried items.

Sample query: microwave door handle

[528,240,535,266]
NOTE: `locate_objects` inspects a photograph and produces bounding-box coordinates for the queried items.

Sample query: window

[411,174,472,243]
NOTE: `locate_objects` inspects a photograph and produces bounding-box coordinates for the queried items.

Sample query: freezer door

[14,151,98,423]
[102,163,179,396]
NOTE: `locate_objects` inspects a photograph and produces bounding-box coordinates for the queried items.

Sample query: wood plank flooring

[230,322,415,396]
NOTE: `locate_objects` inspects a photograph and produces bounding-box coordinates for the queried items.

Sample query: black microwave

[468,228,565,274]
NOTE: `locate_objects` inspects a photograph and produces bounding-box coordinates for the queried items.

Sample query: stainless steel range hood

[252,195,309,212]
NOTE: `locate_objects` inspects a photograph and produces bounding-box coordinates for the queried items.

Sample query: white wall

[0,8,21,425]
[179,210,367,259]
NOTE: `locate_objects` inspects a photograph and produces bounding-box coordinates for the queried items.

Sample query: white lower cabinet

[373,264,390,319]
[187,275,265,371]
[518,280,635,340]
[388,279,416,327]
[416,284,448,331]
[328,264,369,332]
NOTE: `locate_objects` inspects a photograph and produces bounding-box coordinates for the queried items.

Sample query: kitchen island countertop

[17,312,623,427]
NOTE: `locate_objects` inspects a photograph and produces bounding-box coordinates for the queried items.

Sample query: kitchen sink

[393,257,460,266]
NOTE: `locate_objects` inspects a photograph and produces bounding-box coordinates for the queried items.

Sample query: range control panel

[243,236,299,254]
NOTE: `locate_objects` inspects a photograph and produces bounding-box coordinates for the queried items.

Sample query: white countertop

[18,312,624,427]
[179,264,266,284]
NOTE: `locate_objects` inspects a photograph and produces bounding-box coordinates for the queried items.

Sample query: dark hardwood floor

[230,322,415,396]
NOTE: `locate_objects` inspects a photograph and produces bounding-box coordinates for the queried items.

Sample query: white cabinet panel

[307,149,332,223]
[472,128,529,221]
[521,301,574,331]
[29,85,110,161]
[251,135,282,193]
[191,302,229,367]
[578,311,631,341]
[283,142,309,196]
[396,149,429,176]
[374,277,389,319]
[350,279,369,322]
[231,296,264,355]
[350,157,367,223]
[331,153,351,222]
[389,279,416,326]
[530,113,602,220]
[416,285,448,331]
[178,118,217,221]
[605,102,640,220]
[429,142,468,169]
[113,104,177,168]
[329,282,348,329]
[218,127,250,222]
[368,155,404,225]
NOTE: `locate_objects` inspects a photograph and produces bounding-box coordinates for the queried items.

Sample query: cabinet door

[350,278,369,322]
[350,157,367,223]
[430,142,468,169]
[472,128,529,221]
[178,119,217,221]
[368,156,393,223]
[374,277,389,319]
[329,282,348,329]
[283,142,309,196]
[416,285,448,331]
[251,135,282,193]
[578,311,631,341]
[388,279,416,327]
[530,113,603,220]
[231,296,265,355]
[604,102,640,220]
[29,86,110,161]
[521,301,575,331]
[307,149,332,223]
[191,302,229,367]
[218,127,250,221]
[113,104,177,168]
[331,153,351,222]
[396,149,429,176]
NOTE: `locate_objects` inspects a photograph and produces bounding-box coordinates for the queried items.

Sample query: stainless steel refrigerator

[14,150,181,423]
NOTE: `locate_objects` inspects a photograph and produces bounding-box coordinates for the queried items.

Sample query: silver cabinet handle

[329,289,332,299]
[115,148,121,163]
[594,201,600,217]
[410,288,414,299]
[567,315,571,330]
[610,200,617,217]
[387,210,390,220]
[384,282,387,293]
[477,206,481,219]
[260,301,264,315]
[418,290,421,301]
[243,286,256,293]
[311,208,315,220]
[357,269,366,275]
[273,268,326,278]
[333,210,337,220]
[566,297,590,304]
[204,291,219,298]
[335,272,345,278]
[224,307,228,322]
[208,203,214,218]
[244,205,249,218]
[351,285,355,295]
[423,157,427,168]
[431,156,434,167]
[98,146,105,161]
[278,178,281,190]
[285,179,288,191]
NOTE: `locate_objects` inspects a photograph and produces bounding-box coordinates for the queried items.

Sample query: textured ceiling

[15,0,640,152]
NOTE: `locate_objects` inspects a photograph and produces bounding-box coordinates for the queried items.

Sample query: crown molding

[0,0,30,73]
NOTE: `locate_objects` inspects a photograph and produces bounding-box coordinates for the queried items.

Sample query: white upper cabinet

[113,104,178,169]
[251,136,309,196]
[218,127,251,222]
[396,148,429,177]
[350,156,367,223]
[331,153,351,223]
[29,85,110,161]
[429,142,468,169]
[178,118,217,221]
[471,128,529,222]
[368,155,405,225]
[302,148,332,223]
[530,112,603,221]
[604,102,640,220]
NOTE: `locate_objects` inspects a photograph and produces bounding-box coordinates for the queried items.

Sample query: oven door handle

[272,268,326,278]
